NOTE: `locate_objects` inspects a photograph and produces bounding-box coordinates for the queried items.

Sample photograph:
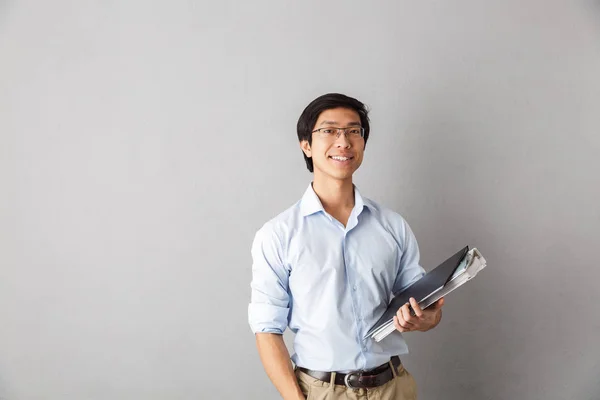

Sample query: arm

[391,219,444,332]
[248,225,302,398]
[255,333,305,400]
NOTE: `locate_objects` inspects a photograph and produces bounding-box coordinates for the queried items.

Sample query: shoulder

[362,196,413,239]
[254,200,302,243]
[363,196,409,225]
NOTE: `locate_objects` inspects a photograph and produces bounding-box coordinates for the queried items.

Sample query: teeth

[331,156,350,161]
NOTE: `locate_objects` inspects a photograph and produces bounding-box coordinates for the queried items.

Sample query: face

[300,107,365,182]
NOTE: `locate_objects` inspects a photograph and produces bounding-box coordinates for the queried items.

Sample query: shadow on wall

[398,85,589,398]
[584,0,600,31]
[399,100,499,399]
[395,41,600,397]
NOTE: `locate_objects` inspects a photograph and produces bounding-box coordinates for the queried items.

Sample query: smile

[329,156,353,161]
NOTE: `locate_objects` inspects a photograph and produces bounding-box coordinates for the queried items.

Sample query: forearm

[255,333,304,400]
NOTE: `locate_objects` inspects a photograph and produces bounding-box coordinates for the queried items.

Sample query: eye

[322,129,335,134]
[349,129,361,135]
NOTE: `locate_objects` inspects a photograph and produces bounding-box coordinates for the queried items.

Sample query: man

[248,93,444,399]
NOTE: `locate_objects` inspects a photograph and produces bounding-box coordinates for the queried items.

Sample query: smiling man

[248,93,444,400]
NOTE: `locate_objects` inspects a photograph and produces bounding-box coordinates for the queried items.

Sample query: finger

[396,306,414,330]
[433,297,445,309]
[393,315,405,332]
[409,297,424,318]
[400,303,416,326]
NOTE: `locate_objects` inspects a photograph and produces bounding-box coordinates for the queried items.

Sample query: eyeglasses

[311,126,365,140]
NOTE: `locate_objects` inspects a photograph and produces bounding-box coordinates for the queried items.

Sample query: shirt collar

[300,183,370,217]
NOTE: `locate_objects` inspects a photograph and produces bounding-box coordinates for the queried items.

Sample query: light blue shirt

[248,183,425,372]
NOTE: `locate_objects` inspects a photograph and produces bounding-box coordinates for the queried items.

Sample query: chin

[314,162,359,180]
[327,169,355,181]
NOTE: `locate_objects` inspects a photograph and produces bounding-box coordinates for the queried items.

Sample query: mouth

[328,155,354,164]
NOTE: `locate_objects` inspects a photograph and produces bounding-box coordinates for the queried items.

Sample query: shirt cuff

[248,303,290,334]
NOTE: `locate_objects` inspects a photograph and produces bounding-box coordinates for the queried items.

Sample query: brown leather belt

[297,356,401,389]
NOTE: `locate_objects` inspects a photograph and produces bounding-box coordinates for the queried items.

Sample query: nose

[334,131,352,148]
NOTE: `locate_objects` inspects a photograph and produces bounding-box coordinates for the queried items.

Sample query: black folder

[364,246,470,339]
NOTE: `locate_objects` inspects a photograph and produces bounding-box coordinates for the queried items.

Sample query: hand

[393,297,444,333]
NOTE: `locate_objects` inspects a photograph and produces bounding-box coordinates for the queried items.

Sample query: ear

[300,140,312,158]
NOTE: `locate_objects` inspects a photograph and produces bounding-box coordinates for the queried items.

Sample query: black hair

[296,93,370,172]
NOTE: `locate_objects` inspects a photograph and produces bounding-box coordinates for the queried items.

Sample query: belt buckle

[344,371,360,389]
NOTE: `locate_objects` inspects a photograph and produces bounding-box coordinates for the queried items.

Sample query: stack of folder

[365,246,487,342]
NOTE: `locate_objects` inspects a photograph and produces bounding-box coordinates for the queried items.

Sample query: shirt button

[353,285,357,291]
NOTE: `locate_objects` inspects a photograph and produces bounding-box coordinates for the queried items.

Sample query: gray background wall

[1,0,599,399]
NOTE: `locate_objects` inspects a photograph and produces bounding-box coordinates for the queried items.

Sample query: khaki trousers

[294,361,417,400]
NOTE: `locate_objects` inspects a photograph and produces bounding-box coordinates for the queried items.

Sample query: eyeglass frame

[311,126,365,140]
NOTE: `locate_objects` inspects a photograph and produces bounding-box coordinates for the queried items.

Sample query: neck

[311,174,355,211]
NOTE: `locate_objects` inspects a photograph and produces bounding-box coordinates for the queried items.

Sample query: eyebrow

[319,120,362,126]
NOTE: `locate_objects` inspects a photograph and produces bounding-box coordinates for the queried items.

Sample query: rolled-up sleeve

[248,223,290,334]
[392,219,426,295]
